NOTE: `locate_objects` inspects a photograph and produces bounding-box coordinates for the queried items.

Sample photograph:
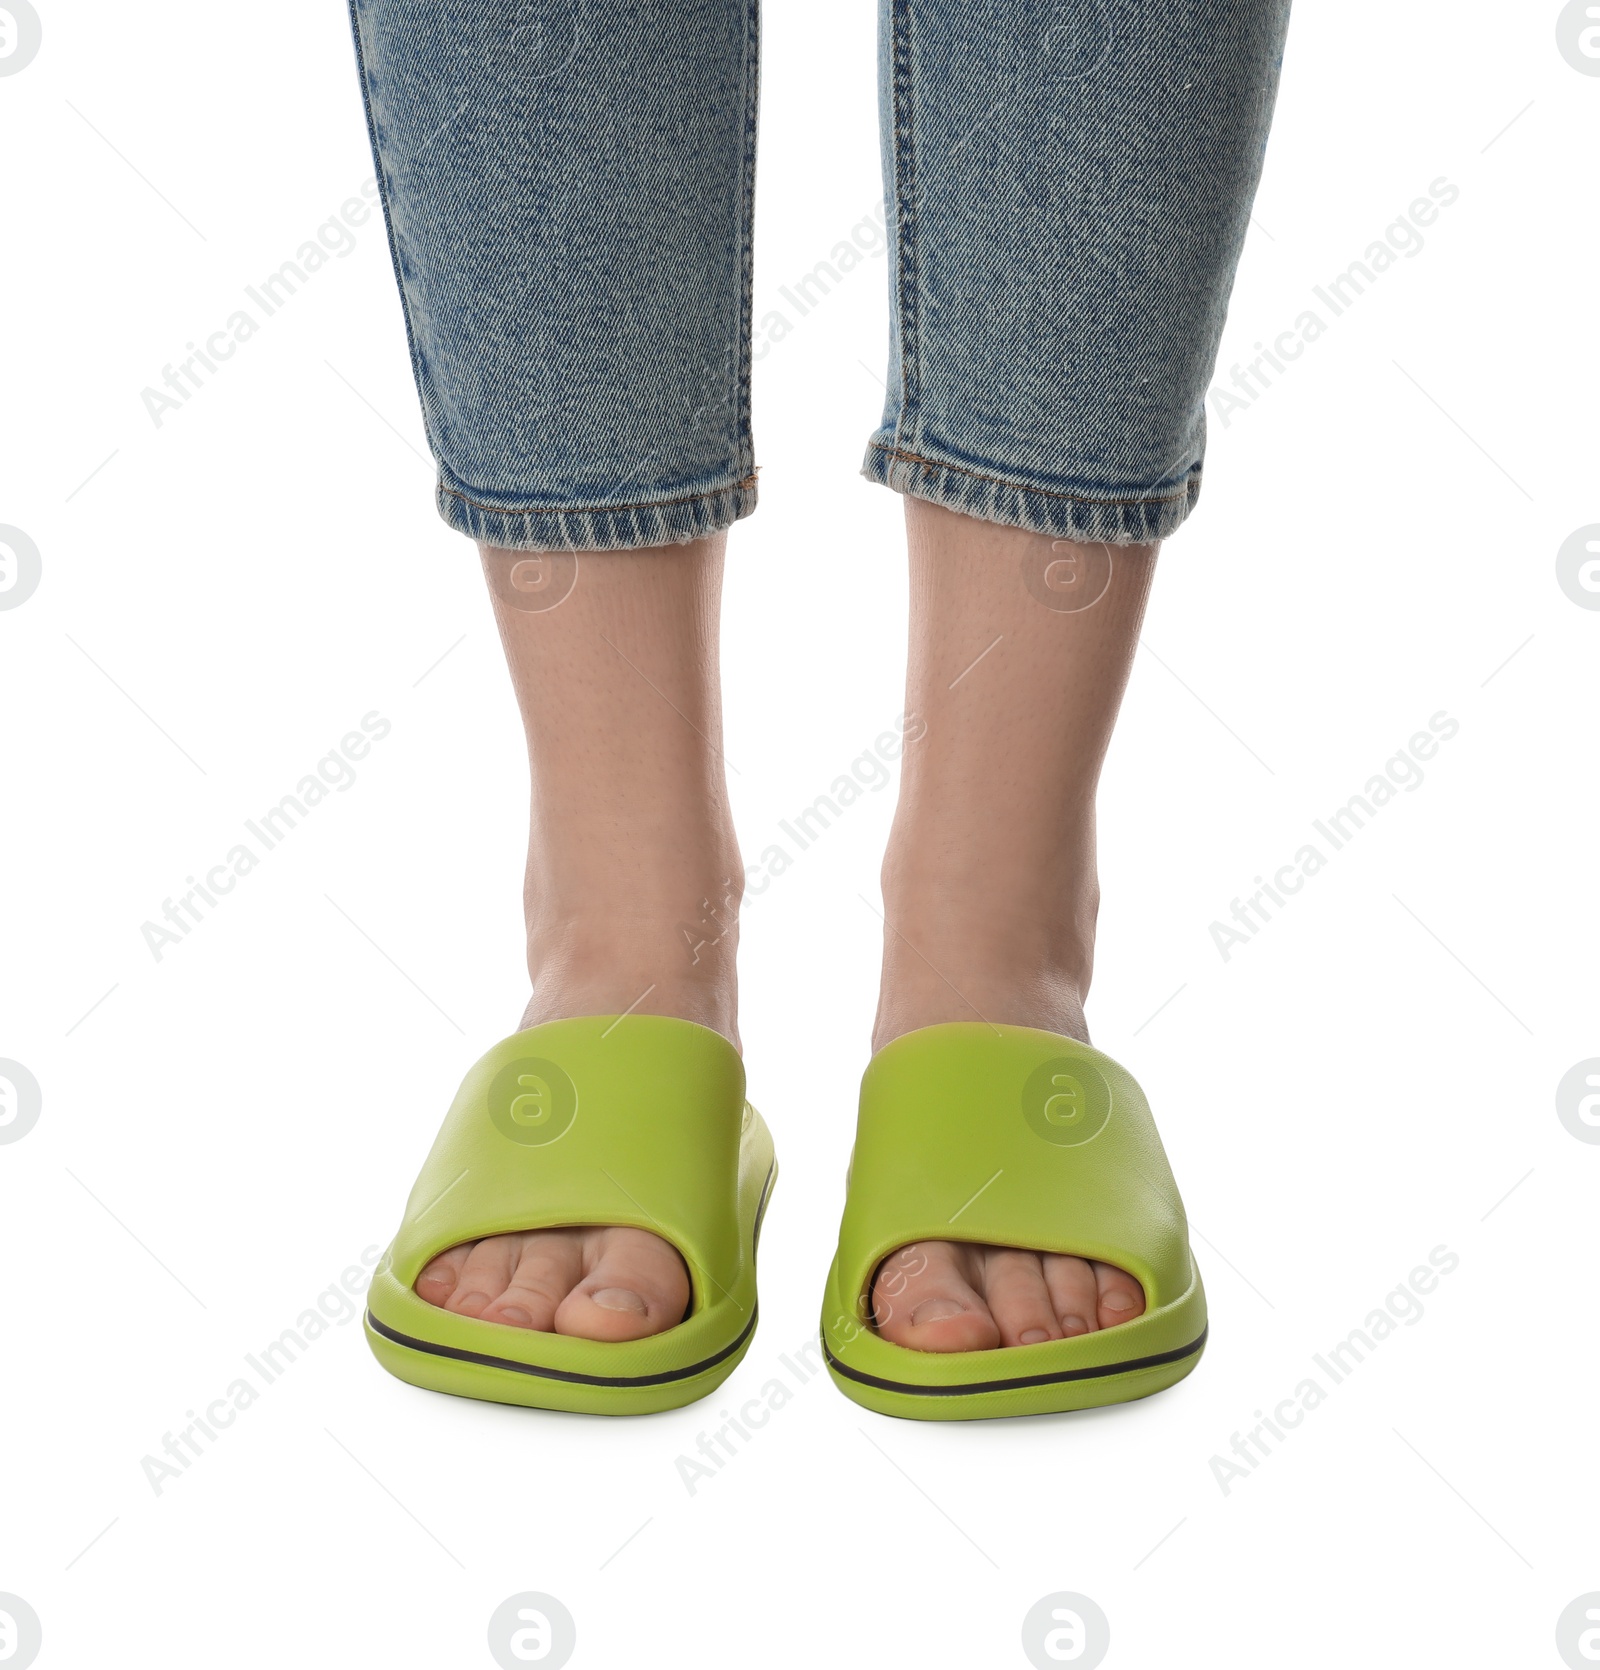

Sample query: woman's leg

[871,512,1155,1349]
[864,0,1292,1349]
[347,0,757,1339]
[415,539,743,1340]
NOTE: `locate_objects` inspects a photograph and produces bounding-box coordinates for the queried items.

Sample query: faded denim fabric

[348,0,1289,551]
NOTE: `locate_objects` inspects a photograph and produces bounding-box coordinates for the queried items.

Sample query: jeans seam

[438,474,760,517]
[735,0,760,466]
[889,0,920,447]
[345,0,442,470]
[871,444,1195,507]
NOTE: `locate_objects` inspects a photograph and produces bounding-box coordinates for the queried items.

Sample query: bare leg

[871,499,1154,1352]
[416,537,742,1341]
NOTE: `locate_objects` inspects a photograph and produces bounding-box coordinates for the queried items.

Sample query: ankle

[522,870,743,1045]
[526,806,742,946]
[879,836,1098,979]
[871,959,1088,1054]
[874,860,1094,1054]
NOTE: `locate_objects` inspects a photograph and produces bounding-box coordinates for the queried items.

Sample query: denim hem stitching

[870,444,1195,508]
[438,473,760,518]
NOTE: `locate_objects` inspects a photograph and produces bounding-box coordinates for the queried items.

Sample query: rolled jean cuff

[862,442,1199,546]
[435,472,759,553]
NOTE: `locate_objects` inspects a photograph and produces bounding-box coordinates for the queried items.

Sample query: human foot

[868,891,1149,1350]
[413,949,732,1341]
[412,537,740,1342]
[864,949,1150,1351]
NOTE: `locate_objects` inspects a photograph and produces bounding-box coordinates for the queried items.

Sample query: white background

[2,1,1596,1666]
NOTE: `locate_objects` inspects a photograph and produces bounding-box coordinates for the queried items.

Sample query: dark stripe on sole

[823,1325,1207,1398]
[366,1304,759,1389]
[753,1159,777,1249]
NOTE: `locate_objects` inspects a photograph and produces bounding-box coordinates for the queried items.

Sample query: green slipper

[365,1014,776,1415]
[820,1023,1206,1421]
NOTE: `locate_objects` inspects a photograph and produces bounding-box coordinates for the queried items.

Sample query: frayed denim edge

[863,442,1200,545]
[436,475,758,552]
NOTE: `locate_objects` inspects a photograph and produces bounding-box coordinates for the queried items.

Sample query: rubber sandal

[365,1014,776,1415]
[820,1022,1206,1421]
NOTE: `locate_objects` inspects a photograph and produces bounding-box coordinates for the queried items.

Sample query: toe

[554,1228,691,1342]
[978,1248,1063,1347]
[1092,1260,1146,1330]
[415,1243,470,1309]
[872,1242,1000,1353]
[479,1232,580,1331]
[1042,1253,1102,1337]
[443,1234,520,1318]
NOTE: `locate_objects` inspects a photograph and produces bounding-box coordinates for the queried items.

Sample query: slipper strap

[386,1014,747,1309]
[829,1022,1195,1326]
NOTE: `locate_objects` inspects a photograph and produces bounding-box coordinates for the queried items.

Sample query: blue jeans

[347,0,1290,550]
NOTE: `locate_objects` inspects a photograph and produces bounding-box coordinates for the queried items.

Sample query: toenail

[1102,1291,1136,1312]
[1019,1328,1050,1344]
[591,1288,648,1314]
[456,1292,490,1309]
[492,1305,533,1326]
[1060,1314,1089,1334]
[910,1298,964,1325]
